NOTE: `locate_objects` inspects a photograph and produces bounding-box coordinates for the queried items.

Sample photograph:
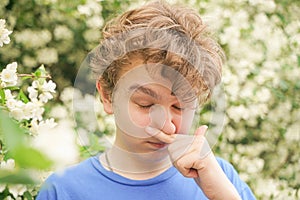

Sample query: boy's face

[100,64,197,153]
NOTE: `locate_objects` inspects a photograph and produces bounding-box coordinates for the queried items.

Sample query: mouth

[147,141,168,149]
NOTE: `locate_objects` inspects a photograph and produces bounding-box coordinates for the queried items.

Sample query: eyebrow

[129,84,161,100]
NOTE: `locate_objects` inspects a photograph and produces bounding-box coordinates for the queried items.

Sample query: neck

[99,145,172,180]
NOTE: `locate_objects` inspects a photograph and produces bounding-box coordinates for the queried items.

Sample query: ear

[96,81,113,114]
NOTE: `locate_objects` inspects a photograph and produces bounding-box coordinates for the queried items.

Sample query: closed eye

[138,104,154,109]
[172,105,184,111]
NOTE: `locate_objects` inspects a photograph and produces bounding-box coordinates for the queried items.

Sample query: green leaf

[18,89,30,103]
[295,81,300,89]
[0,169,35,184]
[11,146,53,170]
[34,70,42,78]
[23,191,34,200]
[0,110,52,170]
[0,89,5,105]
[34,65,46,78]
[21,75,33,81]
[3,86,19,91]
[0,109,24,149]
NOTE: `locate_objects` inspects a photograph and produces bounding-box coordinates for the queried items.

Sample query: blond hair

[89,0,224,104]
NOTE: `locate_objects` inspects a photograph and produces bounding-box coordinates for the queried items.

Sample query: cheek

[128,104,151,127]
[172,115,182,132]
[176,110,195,134]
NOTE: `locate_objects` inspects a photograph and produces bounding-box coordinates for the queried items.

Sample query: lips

[147,141,167,149]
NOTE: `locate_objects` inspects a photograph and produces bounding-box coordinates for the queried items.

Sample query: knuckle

[175,158,184,167]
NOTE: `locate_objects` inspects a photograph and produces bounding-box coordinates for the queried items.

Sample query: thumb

[195,125,208,137]
[194,125,211,160]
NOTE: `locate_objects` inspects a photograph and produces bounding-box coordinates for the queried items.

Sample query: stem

[17,74,52,79]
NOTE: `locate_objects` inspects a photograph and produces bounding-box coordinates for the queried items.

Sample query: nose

[149,105,176,135]
[161,112,176,135]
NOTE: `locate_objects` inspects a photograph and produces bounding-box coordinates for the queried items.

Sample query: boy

[37,1,256,199]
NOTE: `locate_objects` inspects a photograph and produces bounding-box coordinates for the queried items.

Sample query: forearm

[193,154,241,200]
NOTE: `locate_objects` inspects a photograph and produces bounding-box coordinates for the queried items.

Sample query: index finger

[145,126,176,144]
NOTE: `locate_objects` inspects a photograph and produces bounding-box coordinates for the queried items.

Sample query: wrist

[194,155,241,200]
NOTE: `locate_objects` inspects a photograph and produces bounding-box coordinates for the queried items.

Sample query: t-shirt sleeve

[36,174,70,200]
[216,157,257,200]
[36,178,58,200]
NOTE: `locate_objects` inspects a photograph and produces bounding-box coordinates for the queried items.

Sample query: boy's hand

[167,126,211,178]
[145,126,241,200]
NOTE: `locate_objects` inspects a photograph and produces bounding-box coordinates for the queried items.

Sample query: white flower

[60,87,82,102]
[252,13,271,41]
[30,118,57,135]
[29,80,56,103]
[39,92,53,103]
[22,102,37,120]
[226,105,249,122]
[219,26,240,45]
[14,29,52,48]
[37,48,58,64]
[74,93,95,112]
[29,119,39,134]
[0,62,18,86]
[50,105,68,119]
[255,88,272,103]
[230,10,249,29]
[86,15,104,28]
[0,159,15,170]
[1,69,17,83]
[0,184,5,193]
[7,98,45,121]
[0,19,12,47]
[42,118,57,128]
[83,29,100,42]
[6,98,17,110]
[77,5,92,16]
[42,80,56,93]
[266,29,287,59]
[285,123,300,142]
[4,89,14,99]
[54,25,73,40]
[33,120,79,169]
[6,62,17,71]
[8,184,27,198]
[22,55,37,68]
[77,0,102,16]
[32,105,45,121]
[249,0,276,13]
[27,86,38,101]
[4,196,14,200]
[10,107,25,121]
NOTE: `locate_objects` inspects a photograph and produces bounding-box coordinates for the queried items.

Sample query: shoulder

[36,156,100,200]
[47,156,97,182]
[216,157,257,200]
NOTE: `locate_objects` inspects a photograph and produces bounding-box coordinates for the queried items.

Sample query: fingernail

[145,126,158,135]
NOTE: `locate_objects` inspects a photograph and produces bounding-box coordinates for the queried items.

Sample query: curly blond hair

[89,0,224,104]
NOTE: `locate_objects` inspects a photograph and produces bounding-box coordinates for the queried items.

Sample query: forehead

[115,64,197,103]
[129,84,162,99]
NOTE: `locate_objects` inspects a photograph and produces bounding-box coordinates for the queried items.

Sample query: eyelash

[173,105,184,111]
[138,104,153,109]
[138,104,184,111]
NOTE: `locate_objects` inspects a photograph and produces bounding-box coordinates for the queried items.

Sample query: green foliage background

[0,0,299,199]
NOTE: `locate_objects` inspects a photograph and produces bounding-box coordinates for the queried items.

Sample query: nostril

[149,104,166,130]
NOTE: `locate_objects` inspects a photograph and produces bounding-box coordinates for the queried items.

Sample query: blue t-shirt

[37,155,256,200]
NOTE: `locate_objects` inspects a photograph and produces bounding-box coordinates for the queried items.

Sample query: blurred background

[0,0,299,199]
